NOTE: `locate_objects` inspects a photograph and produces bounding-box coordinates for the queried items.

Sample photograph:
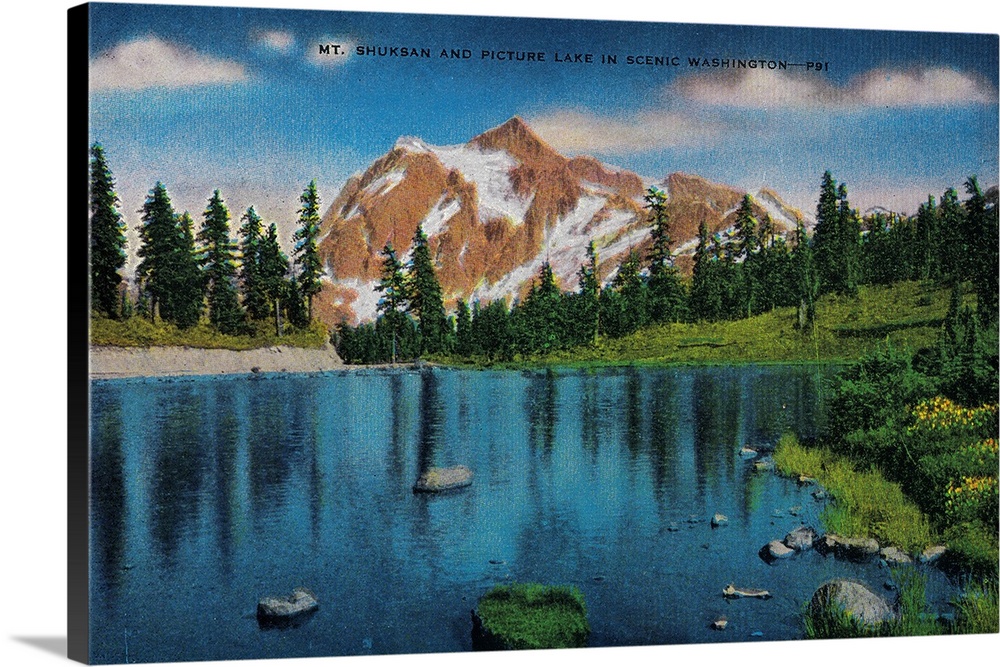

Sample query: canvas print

[73,1,999,664]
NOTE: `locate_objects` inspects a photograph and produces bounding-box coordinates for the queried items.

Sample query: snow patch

[338,278,381,323]
[420,195,462,238]
[428,143,533,226]
[362,169,406,198]
[394,136,431,154]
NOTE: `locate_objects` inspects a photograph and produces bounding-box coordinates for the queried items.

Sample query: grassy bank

[773,434,937,553]
[91,313,329,350]
[541,281,952,366]
[434,281,955,369]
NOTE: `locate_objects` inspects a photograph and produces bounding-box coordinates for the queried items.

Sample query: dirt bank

[90,344,344,379]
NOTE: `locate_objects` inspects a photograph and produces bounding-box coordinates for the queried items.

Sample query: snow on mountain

[313,117,811,326]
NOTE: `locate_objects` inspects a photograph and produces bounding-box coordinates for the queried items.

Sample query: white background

[2,1,997,666]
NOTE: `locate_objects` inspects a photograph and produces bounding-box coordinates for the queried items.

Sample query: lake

[89,365,956,663]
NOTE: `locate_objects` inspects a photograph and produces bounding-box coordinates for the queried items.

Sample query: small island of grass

[472,583,589,651]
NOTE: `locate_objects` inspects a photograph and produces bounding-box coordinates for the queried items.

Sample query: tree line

[89,144,323,336]
[339,170,997,365]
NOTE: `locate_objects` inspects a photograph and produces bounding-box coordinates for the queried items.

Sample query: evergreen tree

[837,183,862,296]
[136,183,204,328]
[455,299,473,356]
[812,171,840,294]
[792,220,819,333]
[576,240,600,344]
[198,190,245,334]
[914,195,940,281]
[293,180,323,322]
[690,220,719,321]
[89,144,127,318]
[407,225,450,355]
[471,299,513,362]
[167,211,205,329]
[376,242,410,363]
[964,176,998,324]
[238,206,270,322]
[938,187,965,283]
[734,194,759,317]
[258,223,289,336]
[643,186,686,322]
[513,262,565,355]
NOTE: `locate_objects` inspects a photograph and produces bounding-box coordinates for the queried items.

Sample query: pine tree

[198,190,245,334]
[376,242,410,363]
[137,183,204,328]
[407,225,449,355]
[837,183,862,296]
[643,186,686,323]
[258,223,289,336]
[136,182,176,322]
[691,220,723,321]
[812,171,840,294]
[89,144,127,318]
[293,180,323,322]
[455,299,473,356]
[577,240,600,344]
[238,206,270,322]
[915,195,939,281]
[963,176,998,324]
[171,212,207,329]
[792,220,819,333]
[734,194,759,317]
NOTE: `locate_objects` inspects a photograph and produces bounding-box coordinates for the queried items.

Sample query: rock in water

[738,446,758,459]
[784,526,818,551]
[712,616,728,630]
[880,546,913,566]
[815,534,879,562]
[759,540,795,563]
[257,588,318,627]
[722,584,771,599]
[808,580,895,628]
[711,513,728,527]
[413,465,473,493]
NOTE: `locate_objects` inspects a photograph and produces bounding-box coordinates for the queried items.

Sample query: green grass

[535,281,952,367]
[804,568,942,639]
[475,583,589,650]
[773,433,937,553]
[91,313,329,350]
[952,580,999,635]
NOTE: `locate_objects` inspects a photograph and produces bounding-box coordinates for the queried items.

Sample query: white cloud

[90,36,246,91]
[528,109,720,154]
[307,36,355,66]
[672,66,996,109]
[255,30,296,53]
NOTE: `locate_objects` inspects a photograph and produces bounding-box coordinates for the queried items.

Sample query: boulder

[754,458,775,471]
[760,539,795,563]
[919,545,947,564]
[879,546,913,566]
[413,465,473,493]
[257,588,318,627]
[784,526,818,551]
[815,534,879,562]
[738,446,758,459]
[808,580,895,628]
[711,513,729,527]
[711,616,728,631]
[797,475,818,486]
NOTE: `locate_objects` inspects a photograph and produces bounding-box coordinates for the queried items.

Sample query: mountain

[314,117,810,325]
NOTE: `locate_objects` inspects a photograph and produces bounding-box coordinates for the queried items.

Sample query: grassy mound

[474,583,589,650]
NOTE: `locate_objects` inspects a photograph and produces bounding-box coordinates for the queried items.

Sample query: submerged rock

[808,580,895,628]
[738,446,758,459]
[723,584,771,599]
[712,616,728,630]
[413,465,473,493]
[257,587,318,627]
[711,513,729,528]
[754,458,775,472]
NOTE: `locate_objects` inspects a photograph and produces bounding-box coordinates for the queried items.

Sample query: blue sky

[87,1,998,246]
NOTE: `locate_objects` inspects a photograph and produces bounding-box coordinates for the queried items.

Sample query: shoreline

[90,344,345,379]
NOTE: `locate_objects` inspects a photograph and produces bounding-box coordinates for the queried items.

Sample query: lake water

[89,365,956,664]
